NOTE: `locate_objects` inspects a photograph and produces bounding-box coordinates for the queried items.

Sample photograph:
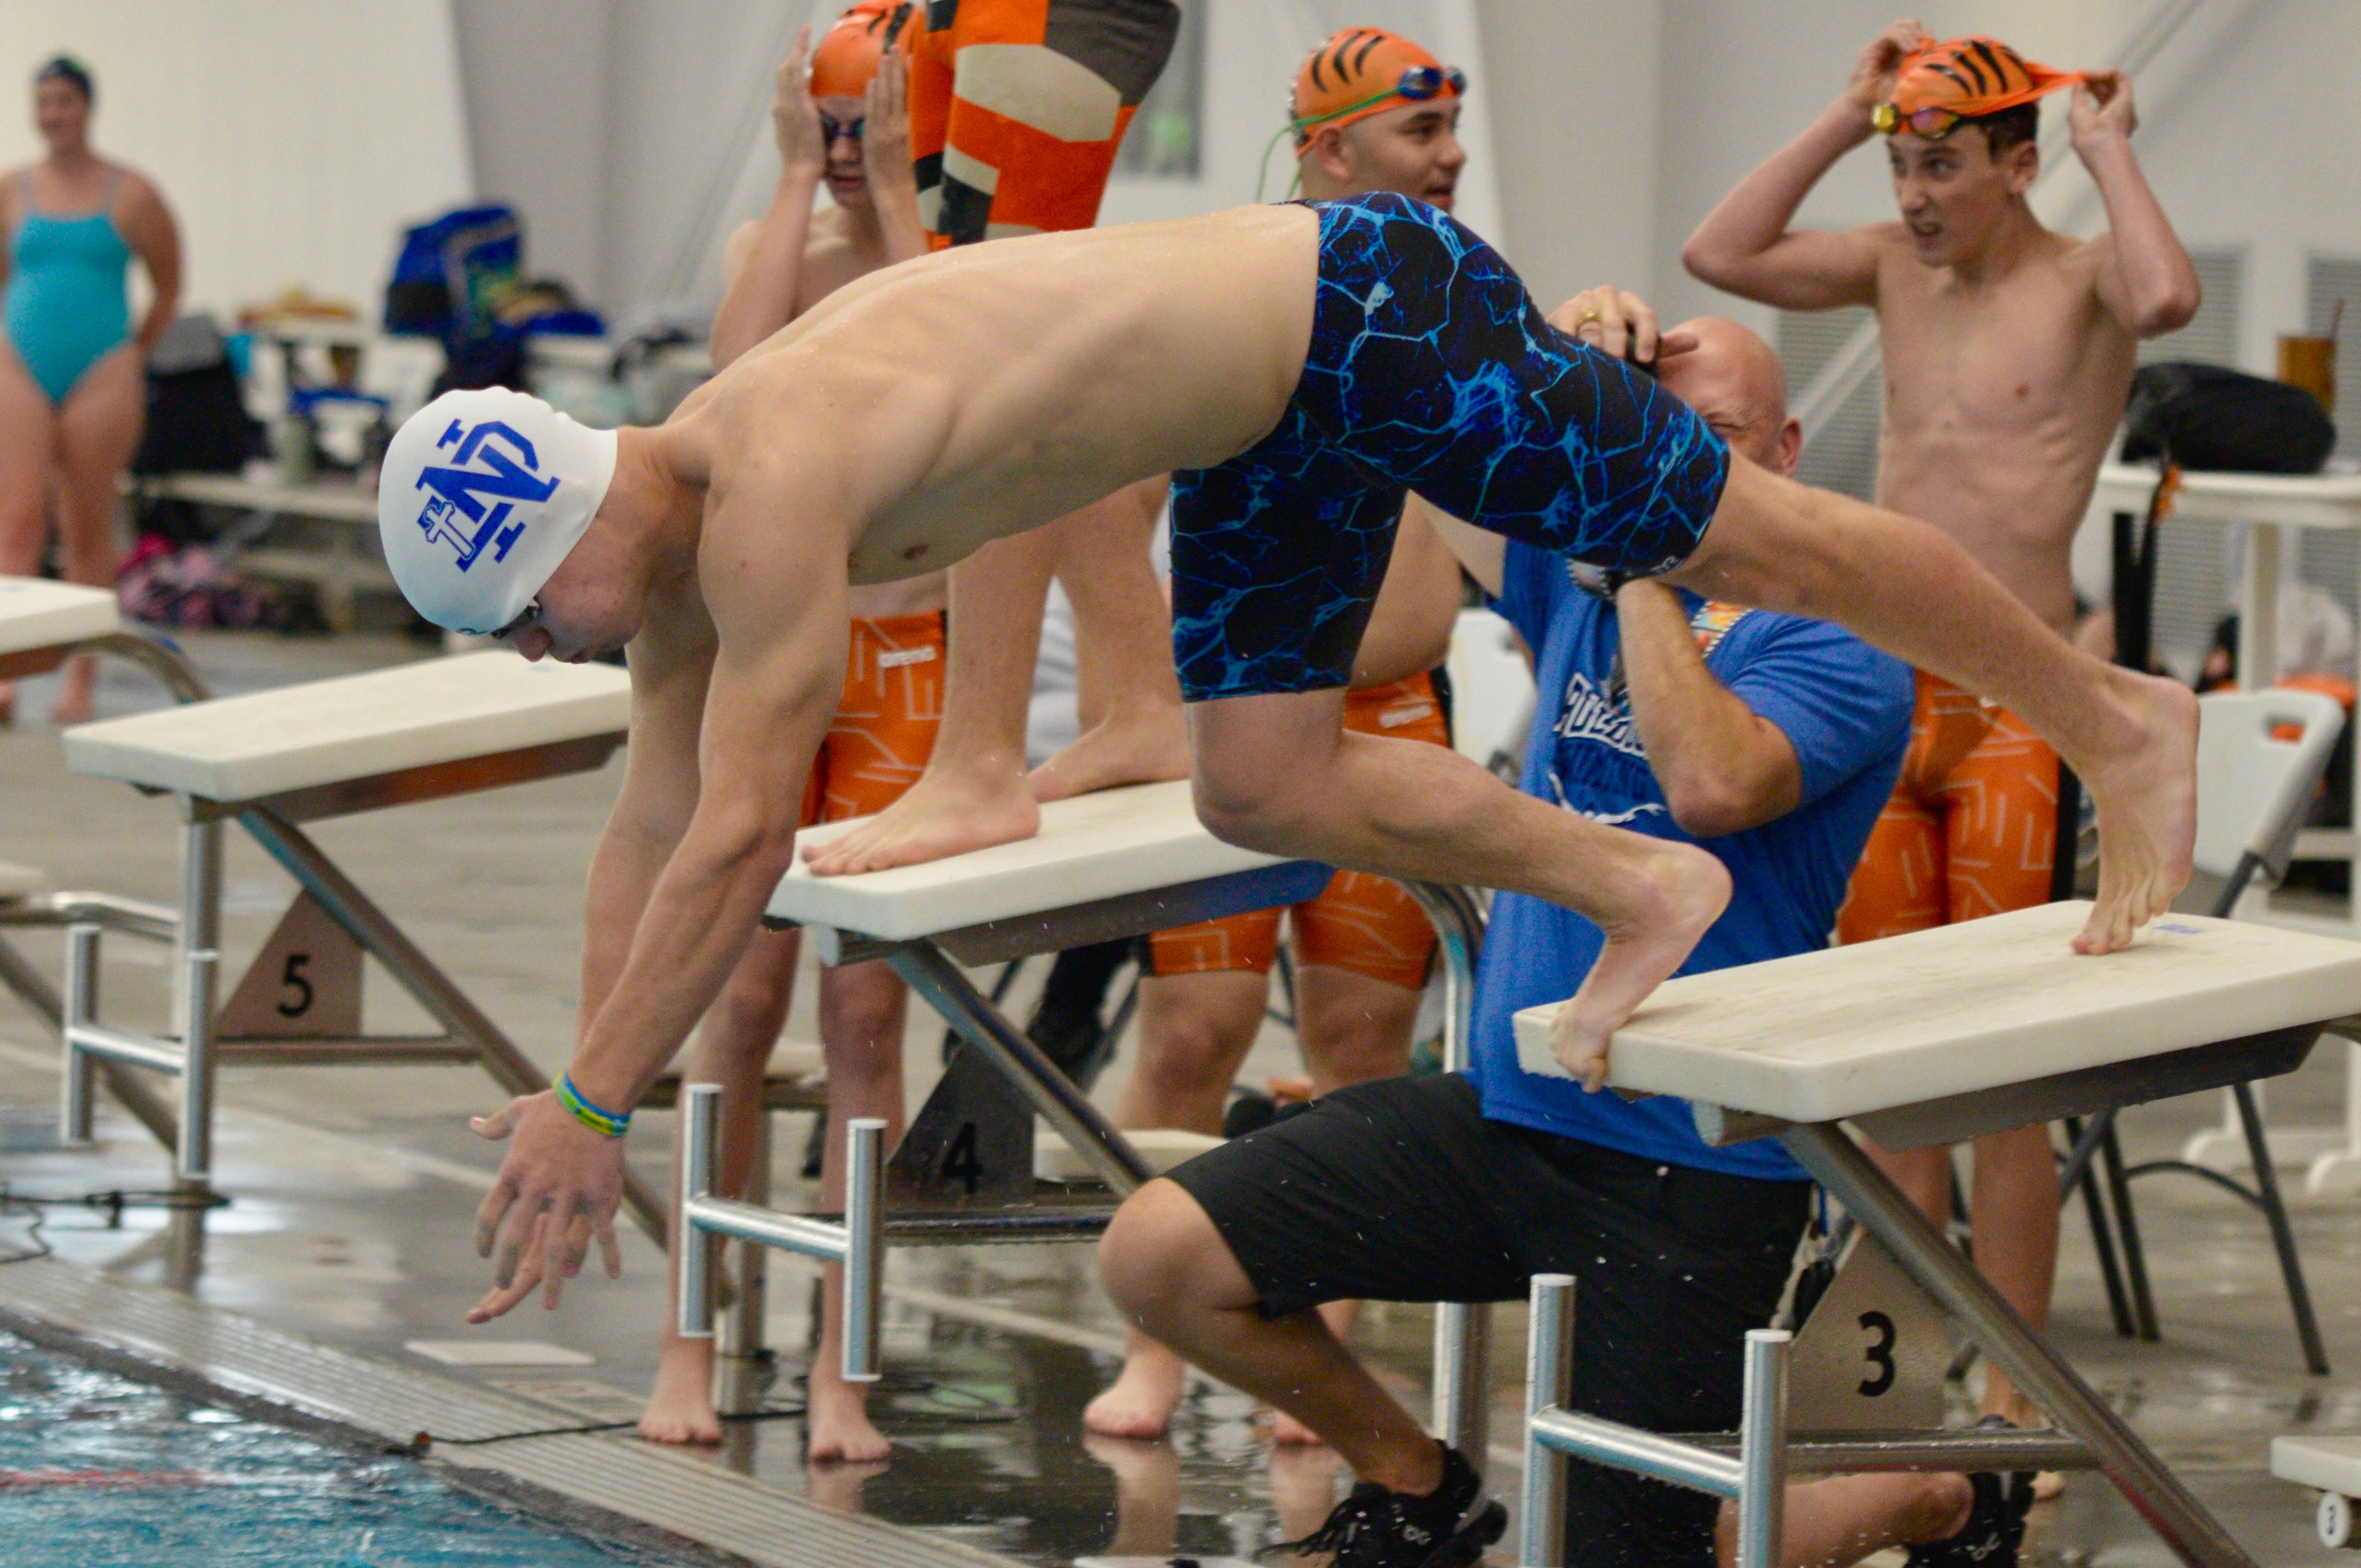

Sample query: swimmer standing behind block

[614,7,939,1463]
[1685,21,2201,1459]
[374,188,2197,1328]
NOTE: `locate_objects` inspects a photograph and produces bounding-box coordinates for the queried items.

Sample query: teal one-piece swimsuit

[4,168,130,404]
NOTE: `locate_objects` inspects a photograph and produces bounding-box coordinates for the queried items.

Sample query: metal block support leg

[886,941,1152,1194]
[1409,881,1490,1465]
[176,948,218,1182]
[679,1085,724,1339]
[1735,1331,1791,1568]
[1784,1122,2257,1568]
[1520,1273,1573,1568]
[237,806,666,1240]
[842,1117,884,1384]
[59,924,100,1144]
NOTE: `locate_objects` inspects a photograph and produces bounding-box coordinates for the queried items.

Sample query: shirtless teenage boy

[374,189,2197,1322]
[1683,22,2199,1434]
[1081,26,1471,1445]
[628,10,936,1463]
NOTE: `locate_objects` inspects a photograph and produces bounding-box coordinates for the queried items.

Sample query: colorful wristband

[556,1073,630,1138]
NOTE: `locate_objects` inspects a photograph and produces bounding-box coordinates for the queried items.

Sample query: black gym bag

[2121,360,2336,474]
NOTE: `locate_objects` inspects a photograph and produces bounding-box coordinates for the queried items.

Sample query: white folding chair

[2063,687,2347,1372]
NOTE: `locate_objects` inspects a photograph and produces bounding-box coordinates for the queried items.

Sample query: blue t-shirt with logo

[1469,541,1913,1181]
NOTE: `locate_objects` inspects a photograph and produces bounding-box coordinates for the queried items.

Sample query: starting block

[679,780,1494,1451]
[2274,1435,2361,1550]
[53,652,670,1238]
[1511,901,2361,1568]
[0,576,207,1153]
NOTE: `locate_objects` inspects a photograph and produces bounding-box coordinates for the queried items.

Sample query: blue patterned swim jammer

[1169,191,1731,702]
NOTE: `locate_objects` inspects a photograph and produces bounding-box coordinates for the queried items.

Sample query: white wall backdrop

[0,0,473,318]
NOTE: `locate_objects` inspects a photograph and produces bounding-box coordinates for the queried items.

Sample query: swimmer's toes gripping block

[679,1083,885,1382]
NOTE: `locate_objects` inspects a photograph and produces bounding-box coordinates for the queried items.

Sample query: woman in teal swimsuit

[0,57,180,723]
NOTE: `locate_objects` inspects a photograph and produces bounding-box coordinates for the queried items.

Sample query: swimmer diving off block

[374,192,2198,1309]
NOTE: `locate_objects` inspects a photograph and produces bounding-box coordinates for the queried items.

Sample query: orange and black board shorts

[1836,671,2062,940]
[1144,672,1450,990]
[907,0,1182,246]
[801,612,949,826]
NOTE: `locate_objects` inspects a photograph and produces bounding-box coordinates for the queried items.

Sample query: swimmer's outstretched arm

[1668,456,2197,952]
[468,513,852,1319]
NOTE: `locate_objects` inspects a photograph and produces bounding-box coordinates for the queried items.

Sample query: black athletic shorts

[1165,1072,1813,1568]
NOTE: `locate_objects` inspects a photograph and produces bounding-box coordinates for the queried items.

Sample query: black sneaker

[1906,1417,2033,1567]
[1257,1442,1506,1567]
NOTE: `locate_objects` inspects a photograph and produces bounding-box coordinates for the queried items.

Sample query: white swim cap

[377,388,619,635]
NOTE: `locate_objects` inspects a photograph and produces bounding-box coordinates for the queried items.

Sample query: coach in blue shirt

[1101,295,2024,1568]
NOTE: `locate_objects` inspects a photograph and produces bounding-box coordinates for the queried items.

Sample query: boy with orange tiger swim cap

[624,2,944,1466]
[1687,19,2199,1460]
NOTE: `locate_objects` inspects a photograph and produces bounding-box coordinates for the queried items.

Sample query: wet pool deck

[4,632,2361,1565]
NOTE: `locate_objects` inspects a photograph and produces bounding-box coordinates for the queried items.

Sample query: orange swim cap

[1877,36,2082,137]
[1291,27,1462,148]
[810,1,916,101]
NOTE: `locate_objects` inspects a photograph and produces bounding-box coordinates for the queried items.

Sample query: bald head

[1655,316,1800,478]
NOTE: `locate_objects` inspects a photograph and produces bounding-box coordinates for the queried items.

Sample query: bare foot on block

[2072,669,2197,954]
[1084,1338,1188,1439]
[1029,707,1190,804]
[803,759,1040,876]
[806,1366,890,1463]
[1549,841,1731,1090]
[637,1337,722,1445]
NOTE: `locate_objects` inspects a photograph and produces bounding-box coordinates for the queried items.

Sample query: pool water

[0,1331,687,1567]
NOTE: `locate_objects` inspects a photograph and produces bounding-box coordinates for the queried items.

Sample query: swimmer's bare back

[668,203,1319,585]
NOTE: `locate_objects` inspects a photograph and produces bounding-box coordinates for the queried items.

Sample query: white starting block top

[1513,901,2361,1125]
[2275,1434,2361,1495]
[61,652,631,804]
[0,576,118,655]
[770,780,1299,941]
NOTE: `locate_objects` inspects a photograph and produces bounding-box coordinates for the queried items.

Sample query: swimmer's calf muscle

[1670,455,2196,947]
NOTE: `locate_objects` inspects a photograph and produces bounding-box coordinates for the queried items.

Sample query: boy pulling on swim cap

[1685,18,2199,1465]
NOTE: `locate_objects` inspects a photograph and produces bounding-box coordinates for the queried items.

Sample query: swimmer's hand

[1844,19,1932,114]
[1548,286,1699,368]
[2069,69,2137,149]
[862,47,916,204]
[1546,1002,1613,1094]
[772,26,827,181]
[464,1091,625,1323]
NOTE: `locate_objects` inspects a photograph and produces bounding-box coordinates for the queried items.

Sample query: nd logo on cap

[377,388,619,635]
[414,418,558,574]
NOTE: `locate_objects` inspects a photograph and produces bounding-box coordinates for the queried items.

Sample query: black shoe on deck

[1257,1442,1506,1567]
[1905,1416,2034,1567]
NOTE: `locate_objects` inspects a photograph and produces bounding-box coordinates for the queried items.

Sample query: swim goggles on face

[1872,101,1963,138]
[818,113,864,145]
[489,599,542,643]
